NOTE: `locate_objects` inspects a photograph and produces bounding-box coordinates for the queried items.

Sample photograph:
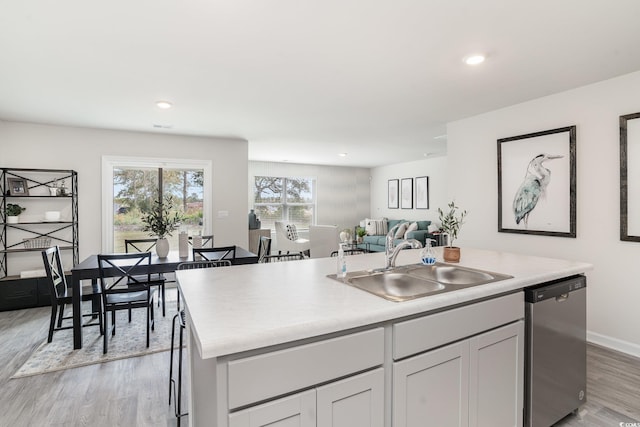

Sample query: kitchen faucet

[385,222,423,269]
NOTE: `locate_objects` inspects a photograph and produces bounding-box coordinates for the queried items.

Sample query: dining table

[70,247,258,349]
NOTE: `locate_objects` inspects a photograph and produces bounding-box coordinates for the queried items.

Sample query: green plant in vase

[356,226,367,243]
[437,201,467,263]
[141,195,183,257]
[5,203,26,223]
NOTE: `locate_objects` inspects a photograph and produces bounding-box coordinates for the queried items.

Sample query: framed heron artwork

[497,126,576,238]
[620,112,640,241]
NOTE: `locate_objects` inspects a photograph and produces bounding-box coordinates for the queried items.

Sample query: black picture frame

[497,126,576,238]
[401,178,413,209]
[415,176,429,209]
[7,178,29,196]
[388,179,399,209]
[620,112,640,241]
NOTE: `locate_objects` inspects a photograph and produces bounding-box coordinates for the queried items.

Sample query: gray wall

[248,161,371,250]
[0,120,249,268]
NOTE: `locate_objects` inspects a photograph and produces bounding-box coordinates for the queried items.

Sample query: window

[253,176,315,230]
[102,157,212,253]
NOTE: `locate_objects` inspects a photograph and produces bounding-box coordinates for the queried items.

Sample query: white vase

[7,216,18,224]
[156,238,170,258]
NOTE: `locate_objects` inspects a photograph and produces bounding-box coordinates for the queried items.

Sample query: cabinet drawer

[393,292,523,360]
[228,327,384,410]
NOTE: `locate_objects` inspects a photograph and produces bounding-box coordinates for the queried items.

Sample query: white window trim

[101,155,213,253]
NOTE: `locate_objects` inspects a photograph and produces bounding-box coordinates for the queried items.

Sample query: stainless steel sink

[402,264,505,285]
[347,272,446,302]
[331,263,512,302]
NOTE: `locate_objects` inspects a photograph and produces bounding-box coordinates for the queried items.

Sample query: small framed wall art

[388,179,399,209]
[401,178,413,209]
[415,176,429,209]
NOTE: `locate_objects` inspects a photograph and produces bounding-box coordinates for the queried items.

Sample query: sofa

[357,218,436,252]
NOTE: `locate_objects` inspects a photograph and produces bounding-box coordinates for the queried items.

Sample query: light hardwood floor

[1,298,639,426]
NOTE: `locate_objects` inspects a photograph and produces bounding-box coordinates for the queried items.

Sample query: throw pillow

[365,218,388,236]
[404,222,418,238]
[286,224,299,240]
[394,222,408,239]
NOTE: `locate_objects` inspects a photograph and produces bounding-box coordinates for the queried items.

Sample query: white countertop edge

[183,250,592,359]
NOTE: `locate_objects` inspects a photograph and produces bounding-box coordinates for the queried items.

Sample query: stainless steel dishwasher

[524,275,587,427]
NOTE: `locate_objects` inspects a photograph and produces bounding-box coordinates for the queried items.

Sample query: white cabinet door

[469,321,524,427]
[229,389,316,427]
[393,340,470,427]
[316,368,384,427]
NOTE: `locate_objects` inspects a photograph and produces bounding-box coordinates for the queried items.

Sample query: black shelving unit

[0,168,78,310]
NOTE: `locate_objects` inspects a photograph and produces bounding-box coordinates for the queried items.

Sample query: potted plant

[141,195,183,258]
[437,201,467,263]
[356,226,367,243]
[6,203,26,224]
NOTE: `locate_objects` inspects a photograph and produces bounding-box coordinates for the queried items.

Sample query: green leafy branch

[437,201,467,247]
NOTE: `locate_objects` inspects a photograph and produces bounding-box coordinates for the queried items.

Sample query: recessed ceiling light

[338,153,348,157]
[156,100,173,109]
[463,54,485,66]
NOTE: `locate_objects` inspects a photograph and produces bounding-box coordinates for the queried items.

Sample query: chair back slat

[262,253,304,263]
[257,236,272,263]
[192,246,236,262]
[42,246,68,300]
[176,260,231,270]
[98,252,154,293]
[187,235,214,248]
[125,238,158,253]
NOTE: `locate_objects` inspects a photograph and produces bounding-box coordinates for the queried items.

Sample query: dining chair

[97,252,159,354]
[187,235,214,248]
[260,253,305,263]
[41,246,103,343]
[331,248,366,256]
[192,245,236,262]
[257,236,272,263]
[125,238,167,317]
[170,259,231,426]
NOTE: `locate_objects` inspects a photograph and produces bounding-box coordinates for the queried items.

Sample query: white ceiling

[1,1,640,167]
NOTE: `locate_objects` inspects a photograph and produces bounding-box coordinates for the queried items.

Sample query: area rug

[12,292,179,379]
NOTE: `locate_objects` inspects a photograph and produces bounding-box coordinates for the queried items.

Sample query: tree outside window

[113,167,204,252]
[253,176,315,230]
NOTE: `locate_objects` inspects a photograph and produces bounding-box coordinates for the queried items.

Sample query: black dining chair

[187,235,214,248]
[41,246,103,343]
[125,238,167,317]
[260,253,305,263]
[170,259,231,426]
[257,236,272,263]
[97,252,159,354]
[192,245,236,263]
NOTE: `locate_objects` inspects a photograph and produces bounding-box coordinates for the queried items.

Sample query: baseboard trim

[587,330,640,359]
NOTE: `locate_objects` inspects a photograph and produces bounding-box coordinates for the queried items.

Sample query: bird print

[513,153,563,226]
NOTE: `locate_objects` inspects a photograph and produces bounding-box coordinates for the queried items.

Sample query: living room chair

[192,246,236,263]
[125,238,167,317]
[171,259,231,426]
[257,236,272,263]
[41,246,103,343]
[97,252,159,354]
[274,221,310,257]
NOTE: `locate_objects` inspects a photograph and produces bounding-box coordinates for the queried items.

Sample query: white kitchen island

[177,247,591,427]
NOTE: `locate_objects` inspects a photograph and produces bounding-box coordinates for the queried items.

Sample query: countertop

[177,247,592,360]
